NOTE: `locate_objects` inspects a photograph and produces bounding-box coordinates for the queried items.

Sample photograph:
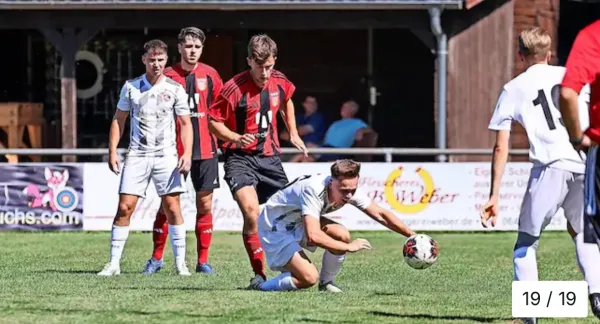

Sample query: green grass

[0,231,595,323]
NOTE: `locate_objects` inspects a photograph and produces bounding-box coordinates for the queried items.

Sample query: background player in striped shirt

[209,34,308,288]
[142,27,223,275]
[98,39,193,277]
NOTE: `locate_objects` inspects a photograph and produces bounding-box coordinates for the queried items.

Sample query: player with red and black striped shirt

[142,27,222,275]
[209,34,307,287]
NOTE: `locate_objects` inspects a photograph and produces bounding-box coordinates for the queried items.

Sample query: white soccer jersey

[117,74,189,157]
[262,173,372,233]
[488,64,590,173]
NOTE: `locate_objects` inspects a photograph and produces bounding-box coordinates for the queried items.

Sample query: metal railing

[0,147,530,162]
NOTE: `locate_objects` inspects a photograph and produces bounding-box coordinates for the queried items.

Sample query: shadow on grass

[368,311,513,323]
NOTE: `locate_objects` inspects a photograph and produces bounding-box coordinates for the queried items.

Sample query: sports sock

[320,250,346,284]
[513,243,539,281]
[196,213,213,264]
[574,233,600,294]
[109,225,130,266]
[169,224,187,266]
[152,211,169,261]
[243,233,266,279]
[260,272,298,291]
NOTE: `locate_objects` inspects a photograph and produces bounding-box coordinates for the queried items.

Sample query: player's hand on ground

[108,152,121,175]
[236,133,255,147]
[290,134,308,157]
[347,238,372,252]
[178,154,192,175]
[480,198,499,228]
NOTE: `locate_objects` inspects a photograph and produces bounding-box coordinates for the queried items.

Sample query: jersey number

[188,93,199,110]
[255,111,273,128]
[532,84,564,130]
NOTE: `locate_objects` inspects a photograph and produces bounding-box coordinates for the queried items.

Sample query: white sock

[513,244,538,281]
[109,225,130,266]
[320,250,346,284]
[260,272,298,291]
[169,224,186,266]
[574,233,600,294]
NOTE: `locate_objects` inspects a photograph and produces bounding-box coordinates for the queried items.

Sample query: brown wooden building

[0,0,598,162]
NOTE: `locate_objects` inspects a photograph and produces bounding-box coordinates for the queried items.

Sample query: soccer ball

[403,234,439,269]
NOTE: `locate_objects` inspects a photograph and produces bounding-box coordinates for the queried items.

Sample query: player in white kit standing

[480,28,600,323]
[98,39,193,276]
[251,159,417,292]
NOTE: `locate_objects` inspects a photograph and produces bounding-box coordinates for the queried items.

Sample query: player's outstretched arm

[361,203,416,237]
[304,216,371,253]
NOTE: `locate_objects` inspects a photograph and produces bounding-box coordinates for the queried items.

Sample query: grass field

[0,231,595,324]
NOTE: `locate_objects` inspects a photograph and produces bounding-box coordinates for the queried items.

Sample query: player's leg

[99,156,151,276]
[318,217,351,292]
[223,154,265,283]
[513,167,566,281]
[141,205,168,274]
[563,172,600,318]
[153,155,190,276]
[190,158,219,274]
[259,250,319,292]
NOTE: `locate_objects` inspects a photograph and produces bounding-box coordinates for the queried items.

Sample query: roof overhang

[0,0,464,11]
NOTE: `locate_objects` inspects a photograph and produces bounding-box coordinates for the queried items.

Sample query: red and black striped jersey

[165,62,223,160]
[209,70,295,156]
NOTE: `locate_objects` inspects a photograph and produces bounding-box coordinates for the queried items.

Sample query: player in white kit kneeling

[252,159,416,292]
[98,39,193,276]
[480,28,600,323]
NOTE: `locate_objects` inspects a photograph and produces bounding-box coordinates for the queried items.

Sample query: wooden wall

[445,0,560,161]
[446,0,514,161]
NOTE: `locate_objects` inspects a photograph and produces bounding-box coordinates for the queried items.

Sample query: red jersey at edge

[165,62,223,159]
[208,70,295,156]
[561,20,600,143]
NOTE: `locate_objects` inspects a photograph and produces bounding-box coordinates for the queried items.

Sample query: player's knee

[196,192,213,215]
[117,202,135,217]
[296,268,319,288]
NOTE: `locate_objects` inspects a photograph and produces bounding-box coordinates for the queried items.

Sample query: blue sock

[260,272,297,291]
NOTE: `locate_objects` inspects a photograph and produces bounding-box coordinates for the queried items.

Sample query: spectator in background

[318,100,373,161]
[282,95,327,162]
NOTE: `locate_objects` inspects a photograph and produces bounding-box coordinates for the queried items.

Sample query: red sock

[152,211,169,261]
[243,233,266,279]
[196,213,213,264]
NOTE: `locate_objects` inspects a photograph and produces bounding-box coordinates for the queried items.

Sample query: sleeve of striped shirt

[116,82,130,111]
[174,85,190,116]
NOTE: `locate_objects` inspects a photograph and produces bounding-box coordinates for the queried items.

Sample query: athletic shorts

[518,166,584,237]
[223,152,288,204]
[190,158,219,192]
[258,206,317,272]
[119,155,186,198]
[584,146,600,244]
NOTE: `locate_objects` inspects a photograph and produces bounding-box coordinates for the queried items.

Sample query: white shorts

[118,155,186,198]
[518,166,584,237]
[258,207,317,272]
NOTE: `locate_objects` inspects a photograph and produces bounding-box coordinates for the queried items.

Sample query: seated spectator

[318,100,374,162]
[282,95,327,162]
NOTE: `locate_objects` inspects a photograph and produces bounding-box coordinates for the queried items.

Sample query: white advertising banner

[82,162,568,232]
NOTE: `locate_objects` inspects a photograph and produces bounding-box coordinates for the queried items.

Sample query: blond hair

[518,27,551,59]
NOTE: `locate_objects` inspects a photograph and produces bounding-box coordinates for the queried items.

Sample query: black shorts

[223,152,288,204]
[584,146,600,244]
[190,158,220,192]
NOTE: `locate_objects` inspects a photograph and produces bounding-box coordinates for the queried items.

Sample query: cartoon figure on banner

[22,168,79,213]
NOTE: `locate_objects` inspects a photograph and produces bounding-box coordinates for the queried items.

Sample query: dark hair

[143,39,168,55]
[178,27,206,45]
[331,159,361,179]
[247,34,278,63]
